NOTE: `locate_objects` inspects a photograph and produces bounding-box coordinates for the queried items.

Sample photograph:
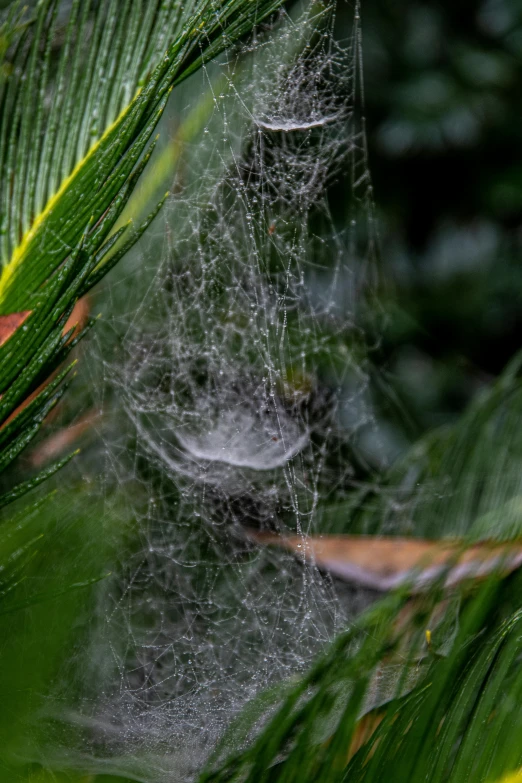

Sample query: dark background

[337,0,522,443]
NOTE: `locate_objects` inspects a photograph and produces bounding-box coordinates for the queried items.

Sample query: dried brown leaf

[0,310,31,347]
[248,532,522,591]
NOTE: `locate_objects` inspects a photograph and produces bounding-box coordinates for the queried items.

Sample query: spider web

[42,3,382,780]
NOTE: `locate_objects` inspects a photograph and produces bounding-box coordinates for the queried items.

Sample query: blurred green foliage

[333,0,522,448]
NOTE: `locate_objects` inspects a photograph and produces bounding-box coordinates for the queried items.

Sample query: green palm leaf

[0,0,285,505]
[0,1,287,772]
[200,350,522,782]
[202,566,522,783]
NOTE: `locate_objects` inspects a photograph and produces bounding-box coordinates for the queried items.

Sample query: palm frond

[0,0,286,508]
[0,0,285,309]
[201,350,522,782]
[202,565,522,783]
[323,350,522,540]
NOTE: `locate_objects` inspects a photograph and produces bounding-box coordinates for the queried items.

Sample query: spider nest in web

[46,4,381,780]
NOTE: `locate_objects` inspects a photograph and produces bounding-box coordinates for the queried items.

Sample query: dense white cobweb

[47,3,382,780]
